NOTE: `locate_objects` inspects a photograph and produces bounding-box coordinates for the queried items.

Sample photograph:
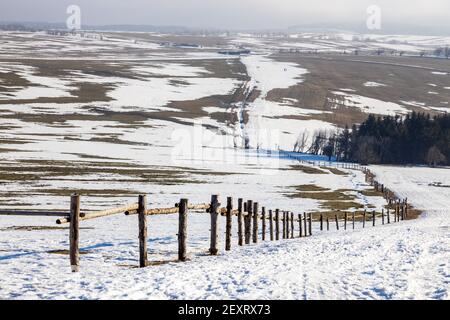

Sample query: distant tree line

[306,112,449,167]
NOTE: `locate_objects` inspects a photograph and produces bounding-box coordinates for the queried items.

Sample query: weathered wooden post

[237,198,243,246]
[363,210,366,228]
[245,200,252,244]
[290,212,295,239]
[298,213,303,237]
[308,213,312,236]
[138,194,148,267]
[326,217,329,231]
[225,197,232,251]
[381,209,385,225]
[178,198,188,261]
[269,209,274,241]
[286,211,290,239]
[320,214,323,231]
[261,207,266,241]
[387,208,390,224]
[303,212,307,236]
[275,209,280,240]
[405,199,408,218]
[252,202,259,244]
[209,195,220,255]
[282,211,286,239]
[243,201,247,213]
[352,212,355,230]
[335,214,339,230]
[344,212,348,230]
[372,210,376,227]
[70,194,80,272]
[401,203,405,221]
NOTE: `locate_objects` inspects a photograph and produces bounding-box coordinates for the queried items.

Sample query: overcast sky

[1,0,449,31]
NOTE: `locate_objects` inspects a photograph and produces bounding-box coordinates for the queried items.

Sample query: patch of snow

[332,91,410,116]
[364,82,386,87]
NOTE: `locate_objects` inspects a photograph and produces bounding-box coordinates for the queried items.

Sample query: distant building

[218,49,251,56]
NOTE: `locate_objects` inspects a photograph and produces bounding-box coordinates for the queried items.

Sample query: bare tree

[293,131,309,153]
[434,47,443,57]
[425,146,446,167]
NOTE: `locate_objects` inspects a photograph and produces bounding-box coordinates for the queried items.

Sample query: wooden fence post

[405,200,408,218]
[282,211,286,239]
[303,212,307,236]
[262,207,266,241]
[269,210,274,241]
[70,194,80,272]
[387,208,390,224]
[291,212,294,239]
[363,210,366,228]
[320,214,323,231]
[225,197,232,251]
[237,198,243,246]
[372,210,376,227]
[178,198,188,261]
[286,211,290,239]
[335,214,339,230]
[308,213,312,236]
[381,209,385,225]
[275,209,280,240]
[298,214,302,237]
[138,194,148,268]
[209,195,220,255]
[245,200,252,244]
[252,202,258,244]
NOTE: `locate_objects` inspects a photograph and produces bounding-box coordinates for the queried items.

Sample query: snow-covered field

[0,161,448,299]
[0,30,449,300]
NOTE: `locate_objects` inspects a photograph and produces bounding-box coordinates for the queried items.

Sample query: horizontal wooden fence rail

[57,203,139,224]
[0,210,68,217]
[125,203,210,216]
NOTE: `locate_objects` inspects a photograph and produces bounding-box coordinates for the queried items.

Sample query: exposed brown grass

[281,165,328,174]
[293,184,330,192]
[287,190,355,201]
[320,201,364,211]
[359,188,384,197]
[324,167,348,175]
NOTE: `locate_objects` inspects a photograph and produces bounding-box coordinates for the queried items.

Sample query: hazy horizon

[1,0,450,35]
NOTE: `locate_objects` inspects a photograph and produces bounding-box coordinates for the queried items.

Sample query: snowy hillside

[0,160,448,299]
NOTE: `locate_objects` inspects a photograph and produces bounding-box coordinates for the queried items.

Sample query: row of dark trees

[315,112,449,167]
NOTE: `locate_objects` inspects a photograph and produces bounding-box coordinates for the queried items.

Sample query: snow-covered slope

[0,163,447,300]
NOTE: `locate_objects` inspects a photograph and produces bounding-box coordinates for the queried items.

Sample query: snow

[431,72,448,75]
[0,162,448,299]
[331,91,410,116]
[0,31,449,300]
[106,77,240,112]
[0,63,75,100]
[364,82,386,87]
[234,54,333,150]
[131,63,212,77]
[240,54,307,98]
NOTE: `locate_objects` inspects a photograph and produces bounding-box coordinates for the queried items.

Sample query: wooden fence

[0,165,411,272]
